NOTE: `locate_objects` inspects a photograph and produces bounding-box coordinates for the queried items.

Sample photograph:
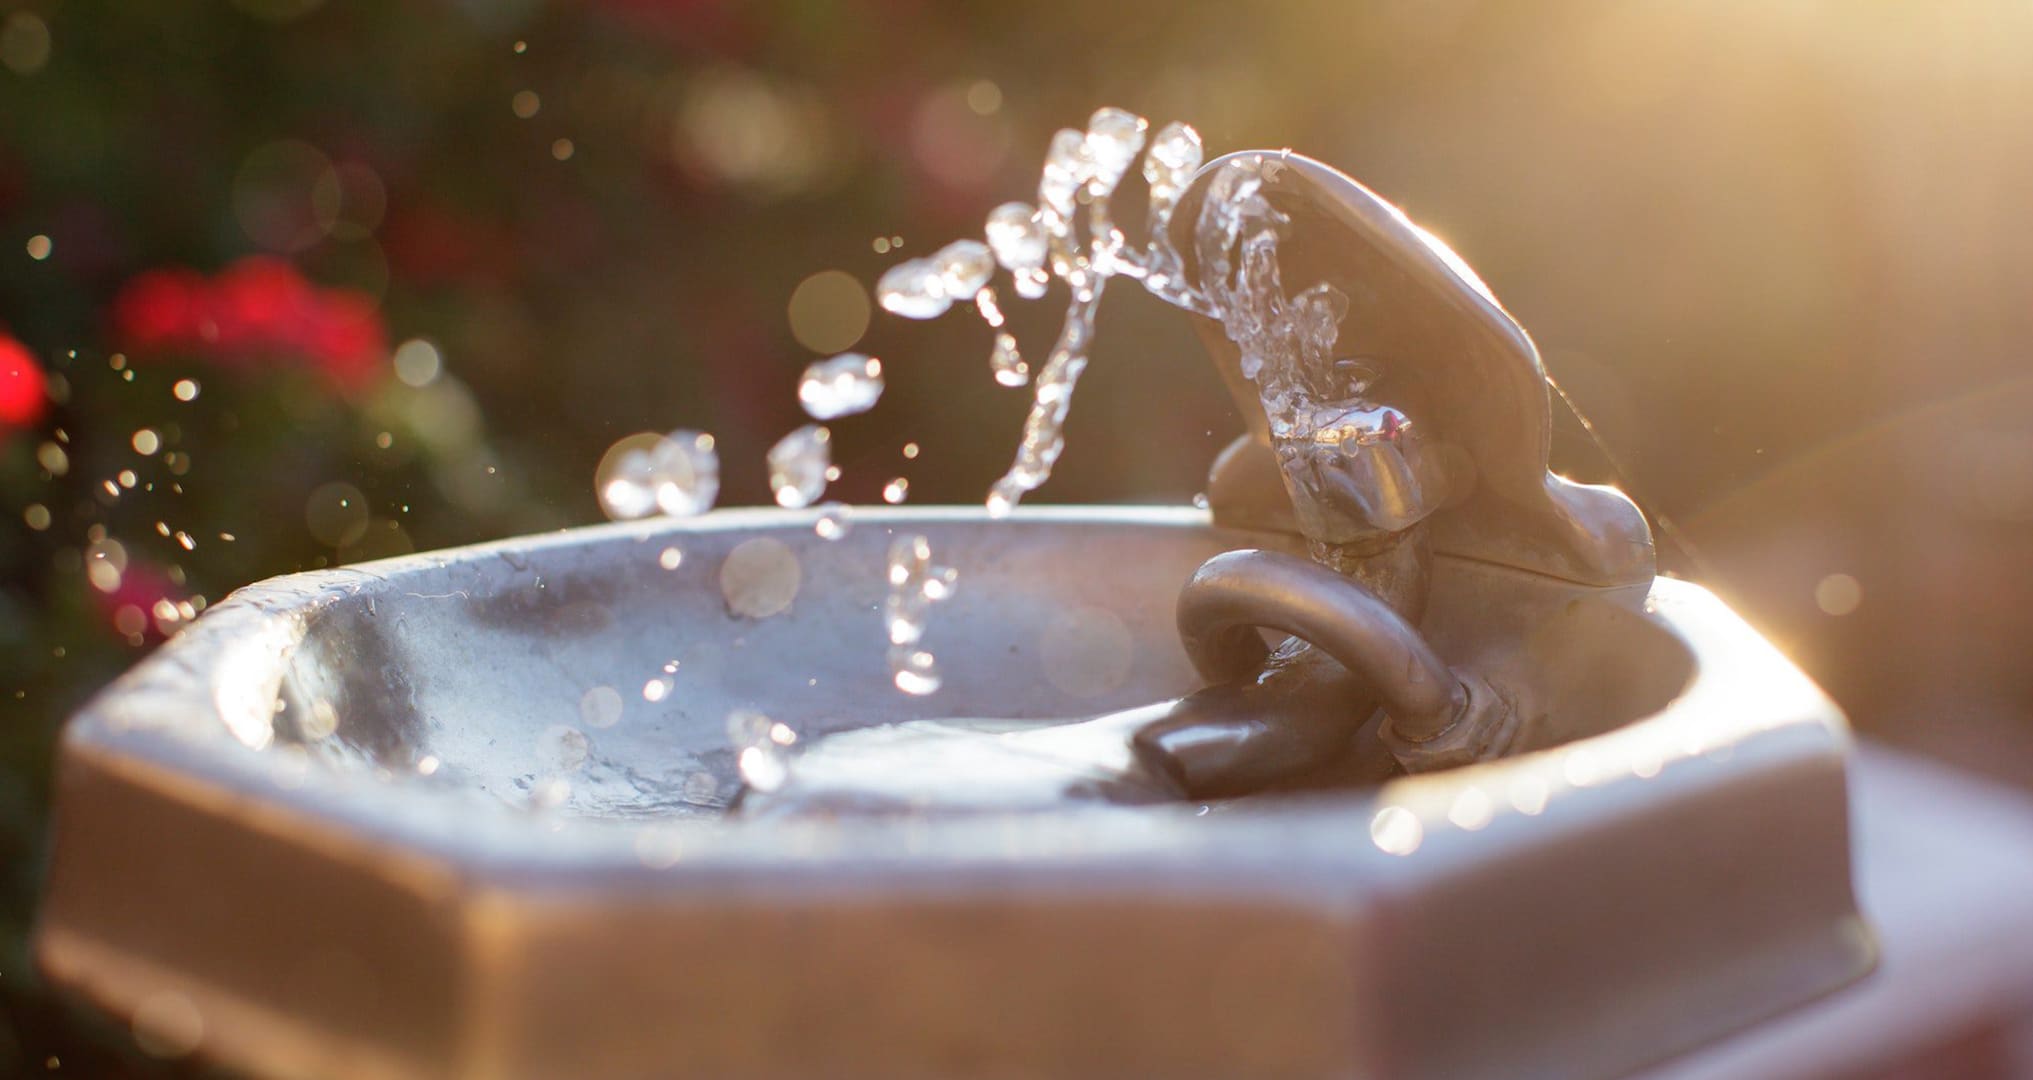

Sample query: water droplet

[728,709,793,791]
[767,424,832,509]
[650,431,720,516]
[1192,492,1211,510]
[596,431,719,521]
[1084,107,1148,194]
[985,201,1047,276]
[984,483,1016,519]
[798,352,885,420]
[973,285,1006,327]
[931,239,995,299]
[883,534,957,694]
[990,332,1028,386]
[738,745,790,791]
[876,257,951,319]
[1142,121,1204,204]
[889,647,942,696]
[814,502,851,540]
[1038,128,1092,218]
[881,477,909,504]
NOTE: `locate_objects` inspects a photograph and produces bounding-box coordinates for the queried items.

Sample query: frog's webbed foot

[733,705,1186,821]
[1130,640,1388,799]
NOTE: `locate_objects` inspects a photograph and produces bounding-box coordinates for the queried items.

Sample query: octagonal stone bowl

[36,506,1871,1080]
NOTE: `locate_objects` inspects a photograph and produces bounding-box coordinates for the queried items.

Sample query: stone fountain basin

[36,507,1869,1080]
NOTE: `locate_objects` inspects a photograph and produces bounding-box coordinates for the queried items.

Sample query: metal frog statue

[739,140,1655,818]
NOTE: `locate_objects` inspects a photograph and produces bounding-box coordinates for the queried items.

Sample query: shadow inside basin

[265,511,1693,820]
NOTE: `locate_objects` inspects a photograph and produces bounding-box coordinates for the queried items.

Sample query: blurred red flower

[302,290,388,389]
[209,257,319,355]
[110,257,387,388]
[0,334,48,430]
[89,557,182,644]
[110,269,209,352]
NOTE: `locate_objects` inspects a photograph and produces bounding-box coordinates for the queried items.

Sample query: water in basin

[269,510,1691,821]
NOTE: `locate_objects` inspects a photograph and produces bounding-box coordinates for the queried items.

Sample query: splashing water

[876,107,1218,516]
[1187,159,1350,445]
[988,332,1027,387]
[766,424,831,509]
[813,501,851,540]
[798,352,885,421]
[597,430,719,521]
[727,709,797,791]
[876,108,1363,523]
[884,533,957,695]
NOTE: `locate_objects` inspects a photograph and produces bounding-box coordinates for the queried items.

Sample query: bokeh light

[231,140,336,253]
[0,12,50,75]
[786,271,871,355]
[304,482,370,548]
